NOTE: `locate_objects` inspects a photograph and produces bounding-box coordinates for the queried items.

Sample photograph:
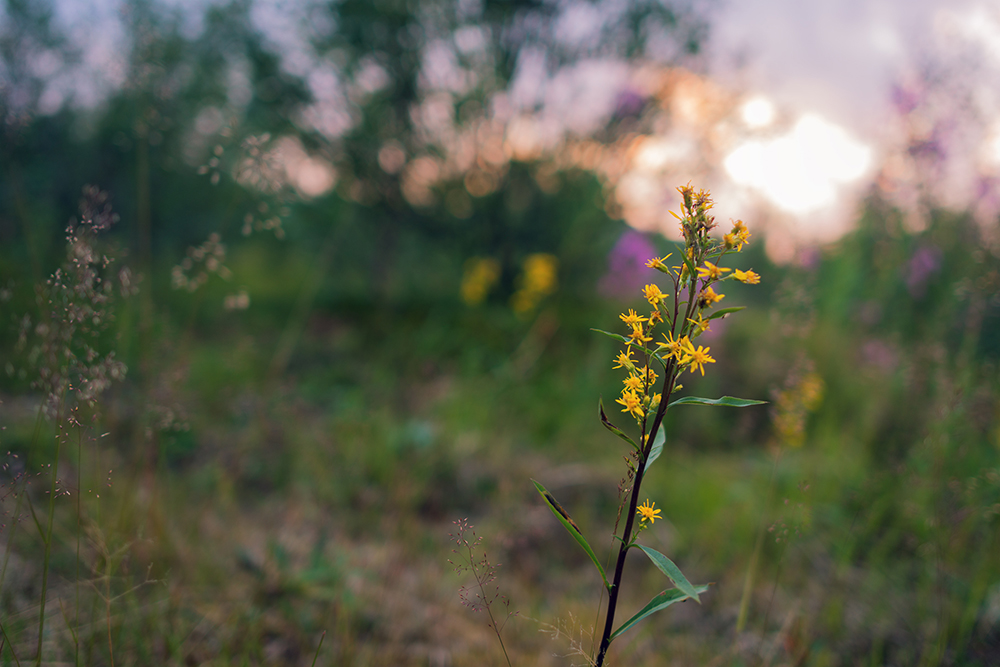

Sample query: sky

[9,0,1000,252]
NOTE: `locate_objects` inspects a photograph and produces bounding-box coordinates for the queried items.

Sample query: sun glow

[724,114,872,214]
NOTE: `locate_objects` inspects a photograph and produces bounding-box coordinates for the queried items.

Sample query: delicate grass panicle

[455,185,765,665]
[2,187,132,666]
[449,518,515,667]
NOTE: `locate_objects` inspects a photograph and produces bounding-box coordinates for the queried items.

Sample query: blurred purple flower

[599,230,658,298]
[614,88,645,118]
[906,244,942,298]
[860,339,899,374]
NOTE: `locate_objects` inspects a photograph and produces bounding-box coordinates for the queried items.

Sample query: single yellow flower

[649,309,663,325]
[645,255,673,272]
[682,343,716,376]
[641,365,658,385]
[623,374,644,392]
[698,286,724,308]
[733,268,760,284]
[616,389,644,419]
[642,283,665,306]
[628,322,652,345]
[656,331,688,360]
[636,499,661,524]
[687,314,711,335]
[613,349,635,371]
[696,261,730,282]
[620,308,648,326]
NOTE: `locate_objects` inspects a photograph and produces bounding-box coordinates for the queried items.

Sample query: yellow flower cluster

[610,185,760,426]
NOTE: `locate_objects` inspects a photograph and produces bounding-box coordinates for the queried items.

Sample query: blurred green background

[1,1,1000,665]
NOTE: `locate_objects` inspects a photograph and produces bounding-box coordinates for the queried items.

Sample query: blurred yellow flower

[460,257,501,305]
[511,253,558,315]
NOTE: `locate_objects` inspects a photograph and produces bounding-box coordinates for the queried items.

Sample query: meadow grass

[1,192,999,665]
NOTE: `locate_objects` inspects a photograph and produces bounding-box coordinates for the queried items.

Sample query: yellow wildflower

[620,308,648,327]
[687,314,711,336]
[642,283,665,306]
[628,323,652,346]
[641,365,658,385]
[733,268,760,284]
[731,220,750,251]
[623,374,644,392]
[656,331,687,360]
[616,389,644,419]
[649,309,663,325]
[613,349,635,371]
[697,261,730,282]
[636,499,661,524]
[698,287,724,308]
[682,342,716,376]
[645,255,673,272]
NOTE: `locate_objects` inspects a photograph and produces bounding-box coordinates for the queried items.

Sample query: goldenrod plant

[533,185,765,666]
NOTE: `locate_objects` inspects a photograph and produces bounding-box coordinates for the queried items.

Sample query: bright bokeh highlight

[723,114,873,214]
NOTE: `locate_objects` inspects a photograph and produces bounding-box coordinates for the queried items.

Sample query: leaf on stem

[645,429,665,468]
[591,328,632,346]
[599,399,640,453]
[705,306,745,322]
[667,395,766,409]
[608,584,710,642]
[532,479,611,592]
[634,545,701,602]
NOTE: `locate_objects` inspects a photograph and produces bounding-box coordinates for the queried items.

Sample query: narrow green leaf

[705,306,745,322]
[599,399,640,453]
[609,585,710,642]
[645,429,665,468]
[634,545,701,602]
[591,328,631,345]
[667,395,767,409]
[532,480,611,592]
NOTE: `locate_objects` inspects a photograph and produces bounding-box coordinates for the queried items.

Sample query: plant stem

[595,362,677,666]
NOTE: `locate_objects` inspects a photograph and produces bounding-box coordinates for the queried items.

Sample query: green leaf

[609,585,710,642]
[532,480,611,592]
[599,399,640,453]
[667,395,766,409]
[591,328,631,346]
[634,545,701,602]
[705,306,745,322]
[645,428,665,468]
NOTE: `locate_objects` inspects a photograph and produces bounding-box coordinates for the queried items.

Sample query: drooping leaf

[532,480,611,592]
[609,584,710,642]
[634,545,700,602]
[599,399,640,453]
[705,306,745,322]
[667,395,766,409]
[645,428,665,468]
